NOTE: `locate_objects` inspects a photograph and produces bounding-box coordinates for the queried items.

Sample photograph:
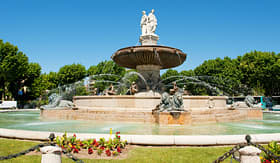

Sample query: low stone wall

[1,128,280,145]
[41,108,263,124]
[73,95,228,111]
[41,109,155,123]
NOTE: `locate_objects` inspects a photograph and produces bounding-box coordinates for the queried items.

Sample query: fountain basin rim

[73,95,228,100]
[113,45,185,53]
[111,45,187,69]
[1,128,280,146]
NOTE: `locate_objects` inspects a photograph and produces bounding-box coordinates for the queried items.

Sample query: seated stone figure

[169,82,178,95]
[106,84,116,95]
[126,82,138,95]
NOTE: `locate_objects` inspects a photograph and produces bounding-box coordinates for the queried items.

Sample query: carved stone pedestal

[136,65,161,91]
[139,35,159,45]
[154,111,191,125]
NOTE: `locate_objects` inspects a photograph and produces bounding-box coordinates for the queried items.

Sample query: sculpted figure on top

[140,11,148,35]
[141,9,157,36]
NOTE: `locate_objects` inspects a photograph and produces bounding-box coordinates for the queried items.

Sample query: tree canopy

[0,40,41,100]
[58,63,86,85]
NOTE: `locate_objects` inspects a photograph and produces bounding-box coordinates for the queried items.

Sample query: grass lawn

[0,138,238,163]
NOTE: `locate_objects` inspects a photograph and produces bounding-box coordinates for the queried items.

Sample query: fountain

[112,9,186,93]
[40,9,263,126]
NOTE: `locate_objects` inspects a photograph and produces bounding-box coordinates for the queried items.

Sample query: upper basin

[111,45,187,69]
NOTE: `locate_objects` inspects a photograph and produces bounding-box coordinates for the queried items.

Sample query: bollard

[239,146,261,163]
[40,146,62,163]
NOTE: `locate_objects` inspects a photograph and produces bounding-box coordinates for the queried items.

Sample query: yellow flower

[272,160,274,163]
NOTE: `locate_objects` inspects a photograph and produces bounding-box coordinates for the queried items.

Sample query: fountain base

[41,96,263,125]
[154,111,191,125]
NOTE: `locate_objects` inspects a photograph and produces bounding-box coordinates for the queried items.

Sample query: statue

[172,92,184,111]
[40,93,74,110]
[159,92,172,112]
[245,95,255,107]
[106,84,116,95]
[147,9,157,35]
[244,95,260,108]
[154,91,185,112]
[126,82,138,95]
[140,11,148,36]
[140,9,157,36]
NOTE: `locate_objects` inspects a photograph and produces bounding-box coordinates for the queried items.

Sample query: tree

[239,51,280,96]
[58,63,86,85]
[0,40,31,100]
[194,57,243,95]
[87,65,97,76]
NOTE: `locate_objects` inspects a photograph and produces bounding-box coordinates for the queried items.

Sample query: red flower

[117,146,122,153]
[116,131,120,135]
[105,149,111,156]
[94,142,99,147]
[100,146,105,150]
[265,160,271,163]
[92,139,96,145]
[118,136,120,139]
[79,143,84,147]
[88,148,93,154]
[73,134,76,137]
[73,148,79,153]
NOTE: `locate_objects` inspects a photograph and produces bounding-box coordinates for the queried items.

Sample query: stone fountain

[41,10,263,125]
[111,9,186,93]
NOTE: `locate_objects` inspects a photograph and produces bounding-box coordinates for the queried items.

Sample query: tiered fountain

[111,11,186,93]
[41,9,263,125]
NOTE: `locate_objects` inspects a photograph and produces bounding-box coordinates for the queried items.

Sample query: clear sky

[1,0,279,73]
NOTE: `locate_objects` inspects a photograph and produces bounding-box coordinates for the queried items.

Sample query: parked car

[0,101,17,109]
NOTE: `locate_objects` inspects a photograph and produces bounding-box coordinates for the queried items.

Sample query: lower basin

[0,111,279,135]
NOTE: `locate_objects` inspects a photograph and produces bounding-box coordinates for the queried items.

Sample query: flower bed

[55,131,128,157]
[261,141,280,163]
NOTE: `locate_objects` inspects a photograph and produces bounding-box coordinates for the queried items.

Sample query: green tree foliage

[46,71,59,89]
[194,57,243,95]
[239,51,280,96]
[0,40,41,100]
[179,70,208,95]
[58,63,86,85]
[24,63,41,87]
[87,65,97,76]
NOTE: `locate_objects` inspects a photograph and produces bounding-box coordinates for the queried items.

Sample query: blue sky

[1,0,279,73]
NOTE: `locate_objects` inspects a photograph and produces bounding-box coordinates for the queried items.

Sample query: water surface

[0,111,279,135]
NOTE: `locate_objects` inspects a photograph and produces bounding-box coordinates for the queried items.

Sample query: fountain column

[136,65,161,91]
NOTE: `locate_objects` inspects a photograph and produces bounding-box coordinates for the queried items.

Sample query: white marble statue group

[141,9,157,36]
